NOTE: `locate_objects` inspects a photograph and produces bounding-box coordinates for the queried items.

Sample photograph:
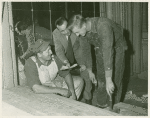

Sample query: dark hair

[55,17,67,27]
[15,17,32,32]
[67,14,86,30]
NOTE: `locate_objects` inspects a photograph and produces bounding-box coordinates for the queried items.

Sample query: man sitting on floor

[24,38,84,100]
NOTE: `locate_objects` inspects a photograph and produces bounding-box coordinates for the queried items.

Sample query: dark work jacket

[86,17,127,78]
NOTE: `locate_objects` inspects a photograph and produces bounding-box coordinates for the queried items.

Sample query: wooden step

[113,102,148,116]
[2,86,120,116]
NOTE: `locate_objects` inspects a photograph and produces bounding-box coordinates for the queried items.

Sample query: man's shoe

[85,99,92,105]
[96,104,108,109]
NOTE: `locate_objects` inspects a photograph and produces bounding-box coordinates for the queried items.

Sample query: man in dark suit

[53,17,97,104]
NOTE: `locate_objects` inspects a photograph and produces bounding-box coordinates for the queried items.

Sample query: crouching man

[24,38,84,100]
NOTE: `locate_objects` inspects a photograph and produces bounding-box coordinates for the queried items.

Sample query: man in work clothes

[24,38,84,100]
[67,14,127,108]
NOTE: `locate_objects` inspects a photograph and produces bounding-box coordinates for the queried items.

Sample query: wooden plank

[133,3,142,73]
[114,102,148,116]
[2,102,33,116]
[2,86,120,116]
[2,2,16,88]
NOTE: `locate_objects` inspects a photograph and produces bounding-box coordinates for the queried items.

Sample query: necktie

[66,35,75,65]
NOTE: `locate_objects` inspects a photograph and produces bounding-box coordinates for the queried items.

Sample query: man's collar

[35,56,54,67]
[86,17,97,33]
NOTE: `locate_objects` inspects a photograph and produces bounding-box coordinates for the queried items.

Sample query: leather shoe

[96,104,108,109]
[85,99,92,105]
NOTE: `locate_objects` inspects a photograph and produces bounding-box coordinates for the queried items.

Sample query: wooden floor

[113,102,148,116]
[2,86,119,116]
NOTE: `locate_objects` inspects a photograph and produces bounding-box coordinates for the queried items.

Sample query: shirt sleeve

[97,22,114,78]
[24,58,42,89]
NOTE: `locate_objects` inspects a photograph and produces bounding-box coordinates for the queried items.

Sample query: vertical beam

[123,3,127,29]
[2,2,18,88]
[65,2,68,19]
[81,2,83,15]
[112,3,116,22]
[125,3,128,29]
[115,2,120,24]
[127,2,133,75]
[133,3,142,73]
[49,2,52,40]
[93,2,95,17]
[99,2,106,17]
[106,2,113,20]
[120,2,125,27]
[31,2,35,42]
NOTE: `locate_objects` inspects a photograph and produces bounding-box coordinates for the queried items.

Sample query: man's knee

[72,76,84,89]
[80,69,91,81]
[80,70,92,86]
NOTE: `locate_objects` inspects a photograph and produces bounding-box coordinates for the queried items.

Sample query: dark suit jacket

[53,28,92,68]
[53,28,77,63]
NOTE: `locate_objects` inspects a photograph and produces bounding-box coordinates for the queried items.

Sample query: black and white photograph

[2,1,148,116]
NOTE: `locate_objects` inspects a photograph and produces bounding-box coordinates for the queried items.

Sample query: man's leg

[80,70,92,102]
[114,51,125,104]
[62,76,84,100]
[96,52,109,107]
[72,76,84,100]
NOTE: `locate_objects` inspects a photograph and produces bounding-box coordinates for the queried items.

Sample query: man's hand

[106,77,115,97]
[87,69,97,86]
[59,89,72,98]
[60,64,78,71]
[66,63,71,68]
[80,65,86,72]
[64,60,70,68]
[60,65,69,70]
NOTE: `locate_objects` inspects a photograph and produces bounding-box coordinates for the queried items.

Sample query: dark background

[12,2,101,31]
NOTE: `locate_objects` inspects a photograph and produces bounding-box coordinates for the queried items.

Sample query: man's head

[24,39,53,61]
[55,17,70,35]
[67,14,87,37]
[15,18,32,35]
[37,45,53,61]
[15,21,28,35]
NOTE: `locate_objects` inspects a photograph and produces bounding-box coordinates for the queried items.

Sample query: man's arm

[54,56,77,100]
[53,30,68,63]
[63,74,76,100]
[32,84,71,97]
[97,22,115,96]
[24,58,70,97]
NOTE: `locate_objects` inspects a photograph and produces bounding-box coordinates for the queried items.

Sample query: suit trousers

[80,70,92,100]
[62,76,84,100]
